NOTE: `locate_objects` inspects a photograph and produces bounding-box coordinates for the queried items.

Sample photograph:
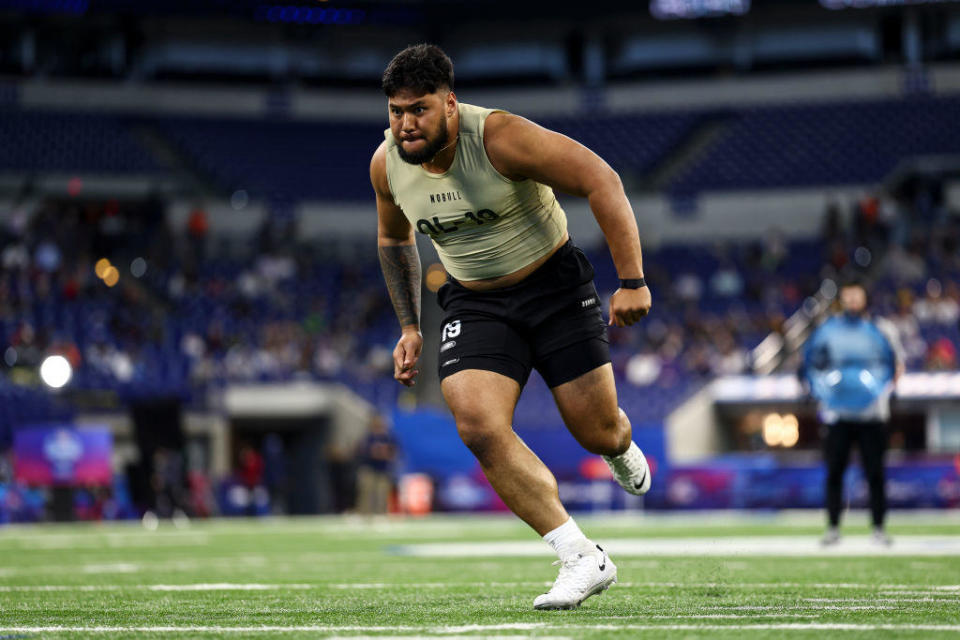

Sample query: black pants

[823,420,887,528]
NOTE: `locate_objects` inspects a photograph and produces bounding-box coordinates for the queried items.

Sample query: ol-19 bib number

[416,209,500,237]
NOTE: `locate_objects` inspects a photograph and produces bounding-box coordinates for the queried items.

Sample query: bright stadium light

[781,414,800,447]
[95,257,111,279]
[762,413,784,447]
[103,266,120,287]
[762,412,799,447]
[40,355,72,389]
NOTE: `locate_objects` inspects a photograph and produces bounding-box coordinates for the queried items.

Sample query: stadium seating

[670,97,960,194]
[0,110,161,174]
[5,97,960,198]
[538,112,704,177]
[153,117,384,201]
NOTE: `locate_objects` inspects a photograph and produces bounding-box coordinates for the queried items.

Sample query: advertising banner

[13,426,113,487]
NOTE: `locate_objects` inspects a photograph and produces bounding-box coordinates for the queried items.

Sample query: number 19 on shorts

[442,320,461,341]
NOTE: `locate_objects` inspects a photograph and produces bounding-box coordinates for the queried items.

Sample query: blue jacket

[800,314,897,423]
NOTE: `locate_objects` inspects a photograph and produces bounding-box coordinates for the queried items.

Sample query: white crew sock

[543,516,594,561]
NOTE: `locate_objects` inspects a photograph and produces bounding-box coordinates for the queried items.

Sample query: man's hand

[608,287,652,327]
[393,326,423,387]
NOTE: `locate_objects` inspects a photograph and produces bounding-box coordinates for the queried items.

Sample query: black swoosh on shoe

[633,466,648,491]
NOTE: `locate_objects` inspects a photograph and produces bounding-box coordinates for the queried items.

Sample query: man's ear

[446,91,457,116]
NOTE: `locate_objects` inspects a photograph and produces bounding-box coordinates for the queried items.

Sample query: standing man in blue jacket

[801,279,904,546]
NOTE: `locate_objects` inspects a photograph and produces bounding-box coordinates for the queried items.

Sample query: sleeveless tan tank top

[384,102,567,281]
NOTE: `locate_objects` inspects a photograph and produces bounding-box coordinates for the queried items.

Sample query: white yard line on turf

[0,563,144,576]
[880,590,960,596]
[0,583,316,592]
[392,536,960,557]
[1,581,958,592]
[148,583,316,591]
[647,615,816,619]
[325,637,573,640]
[803,598,958,604]
[704,606,902,611]
[326,581,960,591]
[325,582,550,589]
[4,624,960,633]
[81,563,141,574]
[619,582,960,590]
[0,533,210,549]
[0,555,273,577]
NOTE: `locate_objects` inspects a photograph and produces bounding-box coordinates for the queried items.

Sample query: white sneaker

[820,527,841,547]
[603,441,651,496]
[871,527,893,547]
[533,545,617,610]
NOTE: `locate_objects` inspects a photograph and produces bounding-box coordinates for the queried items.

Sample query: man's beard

[396,119,450,165]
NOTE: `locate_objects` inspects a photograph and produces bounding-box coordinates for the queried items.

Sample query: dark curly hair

[382,44,454,97]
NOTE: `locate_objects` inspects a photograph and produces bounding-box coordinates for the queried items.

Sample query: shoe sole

[533,573,618,610]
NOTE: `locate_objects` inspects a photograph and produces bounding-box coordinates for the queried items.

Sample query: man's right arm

[371,143,423,387]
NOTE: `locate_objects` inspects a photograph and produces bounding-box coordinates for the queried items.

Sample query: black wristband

[619,278,646,289]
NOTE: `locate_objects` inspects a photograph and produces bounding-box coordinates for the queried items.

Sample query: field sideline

[1,511,959,639]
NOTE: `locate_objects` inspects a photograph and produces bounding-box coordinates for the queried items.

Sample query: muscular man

[372,44,652,610]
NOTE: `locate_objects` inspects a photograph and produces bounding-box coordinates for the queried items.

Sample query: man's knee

[579,408,630,457]
[456,416,505,466]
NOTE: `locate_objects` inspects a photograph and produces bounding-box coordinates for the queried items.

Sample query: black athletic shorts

[435,239,610,389]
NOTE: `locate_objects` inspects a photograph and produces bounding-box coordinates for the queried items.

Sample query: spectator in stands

[710,261,744,298]
[821,197,845,245]
[262,433,288,514]
[889,290,926,368]
[625,351,662,388]
[238,442,265,516]
[710,329,749,376]
[914,279,959,326]
[801,278,903,547]
[151,446,187,520]
[355,415,397,516]
[760,228,787,272]
[925,338,957,371]
[674,273,702,303]
[187,202,210,263]
[880,245,926,286]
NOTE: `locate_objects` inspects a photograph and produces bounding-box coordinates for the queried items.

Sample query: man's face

[388,88,454,165]
[840,285,867,314]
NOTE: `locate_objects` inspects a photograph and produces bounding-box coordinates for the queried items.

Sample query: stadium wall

[10,63,960,120]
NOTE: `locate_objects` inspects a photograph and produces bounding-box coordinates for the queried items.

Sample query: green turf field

[1,511,959,639]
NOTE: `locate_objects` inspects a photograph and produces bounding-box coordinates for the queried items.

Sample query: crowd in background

[616,182,960,387]
[2,180,959,407]
[0,192,397,401]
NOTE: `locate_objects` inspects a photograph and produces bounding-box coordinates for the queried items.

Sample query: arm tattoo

[378,243,422,328]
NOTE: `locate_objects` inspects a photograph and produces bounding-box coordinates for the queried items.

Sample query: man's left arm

[483,113,650,327]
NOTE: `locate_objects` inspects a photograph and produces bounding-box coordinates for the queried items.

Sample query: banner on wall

[13,425,113,487]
